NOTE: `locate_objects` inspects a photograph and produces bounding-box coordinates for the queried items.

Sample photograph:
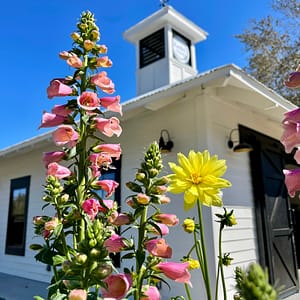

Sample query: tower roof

[123,5,207,44]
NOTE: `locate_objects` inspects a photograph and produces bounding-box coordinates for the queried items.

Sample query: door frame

[239,125,299,297]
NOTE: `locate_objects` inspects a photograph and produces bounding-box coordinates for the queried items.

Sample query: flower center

[190,173,202,185]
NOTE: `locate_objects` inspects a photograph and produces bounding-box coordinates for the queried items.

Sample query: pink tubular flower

[53,125,79,148]
[77,91,100,111]
[283,169,300,197]
[59,51,73,60]
[285,72,300,89]
[280,122,300,153]
[153,214,179,226]
[42,151,65,167]
[100,96,122,115]
[39,112,66,128]
[52,104,73,117]
[294,149,300,164]
[47,79,73,99]
[94,179,119,198]
[104,233,126,253]
[47,162,71,179]
[92,143,122,160]
[283,107,300,124]
[156,262,191,286]
[82,198,101,221]
[98,199,115,213]
[102,274,132,300]
[149,222,169,236]
[141,285,161,300]
[67,54,83,68]
[68,289,87,300]
[108,212,131,226]
[89,153,112,169]
[96,56,113,68]
[90,71,115,94]
[145,238,172,258]
[94,117,122,137]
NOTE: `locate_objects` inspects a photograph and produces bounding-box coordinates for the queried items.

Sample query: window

[139,28,165,68]
[5,176,30,256]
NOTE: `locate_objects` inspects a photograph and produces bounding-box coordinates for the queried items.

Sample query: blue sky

[0,0,274,150]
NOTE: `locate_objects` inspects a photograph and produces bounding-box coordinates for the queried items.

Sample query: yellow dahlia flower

[168,150,231,210]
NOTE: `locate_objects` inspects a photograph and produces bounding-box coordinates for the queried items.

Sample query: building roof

[123,5,207,44]
[0,64,296,158]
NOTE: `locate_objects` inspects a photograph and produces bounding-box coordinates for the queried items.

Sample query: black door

[240,125,299,298]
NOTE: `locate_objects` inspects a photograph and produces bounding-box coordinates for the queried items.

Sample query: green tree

[236,0,300,105]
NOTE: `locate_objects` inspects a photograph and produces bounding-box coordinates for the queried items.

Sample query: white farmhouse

[0,5,299,300]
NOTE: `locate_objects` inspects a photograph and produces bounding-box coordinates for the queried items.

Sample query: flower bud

[182,218,195,233]
[83,40,94,51]
[76,253,88,265]
[136,193,150,205]
[92,263,113,279]
[62,260,72,272]
[68,289,87,300]
[136,172,146,182]
[71,32,80,41]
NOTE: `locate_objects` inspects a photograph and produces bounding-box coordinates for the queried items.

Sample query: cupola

[123,5,208,96]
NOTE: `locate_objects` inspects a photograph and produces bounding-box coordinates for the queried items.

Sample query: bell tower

[123,5,207,96]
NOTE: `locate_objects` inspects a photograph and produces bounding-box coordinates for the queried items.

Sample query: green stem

[215,260,220,300]
[218,226,227,300]
[184,283,193,300]
[197,199,212,300]
[134,206,148,300]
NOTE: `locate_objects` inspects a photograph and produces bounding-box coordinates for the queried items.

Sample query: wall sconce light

[159,129,174,153]
[227,128,253,153]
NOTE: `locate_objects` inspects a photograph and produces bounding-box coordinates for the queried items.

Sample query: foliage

[234,263,278,300]
[236,0,300,105]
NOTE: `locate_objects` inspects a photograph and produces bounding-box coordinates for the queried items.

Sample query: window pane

[6,176,30,256]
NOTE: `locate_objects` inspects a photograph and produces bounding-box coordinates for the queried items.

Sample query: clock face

[172,34,190,64]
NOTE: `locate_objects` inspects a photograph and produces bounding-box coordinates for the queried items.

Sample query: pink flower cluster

[281,69,300,197]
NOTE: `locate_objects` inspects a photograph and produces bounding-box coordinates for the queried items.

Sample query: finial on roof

[159,0,169,7]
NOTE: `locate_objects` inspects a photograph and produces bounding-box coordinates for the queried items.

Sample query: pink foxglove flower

[89,153,112,169]
[108,212,131,226]
[67,54,83,68]
[149,222,169,236]
[47,79,73,99]
[285,72,300,89]
[98,199,115,213]
[82,198,101,221]
[47,162,71,179]
[100,96,122,115]
[92,143,122,159]
[136,193,150,205]
[68,289,87,300]
[96,56,112,68]
[283,107,300,124]
[156,262,191,286]
[280,122,300,153]
[94,117,122,137]
[104,233,126,253]
[42,151,65,167]
[77,91,100,111]
[145,238,172,258]
[93,179,119,197]
[52,104,73,117]
[90,71,115,94]
[141,285,161,300]
[294,149,300,164]
[53,125,79,148]
[102,274,132,300]
[39,112,66,128]
[283,169,300,197]
[153,213,179,226]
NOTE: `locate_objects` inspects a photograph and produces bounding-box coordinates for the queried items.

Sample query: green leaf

[121,252,136,260]
[53,223,63,237]
[52,255,66,266]
[34,296,45,300]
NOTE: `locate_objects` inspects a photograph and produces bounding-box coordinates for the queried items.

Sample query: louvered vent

[139,28,165,68]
